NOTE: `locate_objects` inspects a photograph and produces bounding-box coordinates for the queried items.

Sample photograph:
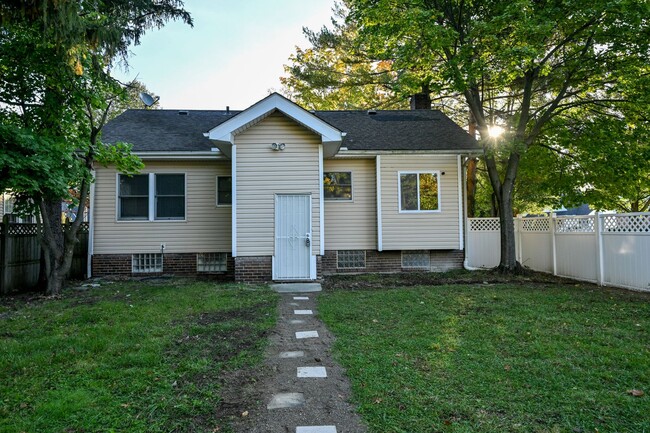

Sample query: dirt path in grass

[231,291,368,433]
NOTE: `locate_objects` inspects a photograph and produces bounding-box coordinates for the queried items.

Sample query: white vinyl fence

[466,213,650,292]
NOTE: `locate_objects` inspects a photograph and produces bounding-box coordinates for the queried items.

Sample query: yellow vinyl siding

[380,154,460,250]
[324,158,377,250]
[93,160,231,254]
[235,111,321,256]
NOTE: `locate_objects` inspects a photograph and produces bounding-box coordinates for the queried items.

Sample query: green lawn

[0,279,278,433]
[319,279,650,433]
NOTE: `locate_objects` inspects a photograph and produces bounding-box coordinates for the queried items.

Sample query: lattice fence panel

[7,224,39,236]
[602,214,650,233]
[556,217,595,233]
[521,218,550,232]
[469,218,500,232]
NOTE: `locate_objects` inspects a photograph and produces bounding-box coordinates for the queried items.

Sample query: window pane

[156,174,184,195]
[324,172,352,200]
[419,173,439,210]
[400,173,418,210]
[120,197,148,219]
[120,175,148,196]
[157,197,185,218]
[218,176,232,205]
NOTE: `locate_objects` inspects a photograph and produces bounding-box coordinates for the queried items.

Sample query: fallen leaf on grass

[504,365,512,371]
[120,403,130,408]
[374,398,383,404]
[241,411,249,417]
[626,389,644,397]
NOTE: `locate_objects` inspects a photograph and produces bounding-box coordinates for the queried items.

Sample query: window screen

[155,174,185,219]
[119,175,149,219]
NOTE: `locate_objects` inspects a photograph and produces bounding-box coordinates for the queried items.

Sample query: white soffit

[206,93,343,151]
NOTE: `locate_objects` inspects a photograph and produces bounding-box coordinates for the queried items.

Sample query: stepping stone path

[233,284,368,433]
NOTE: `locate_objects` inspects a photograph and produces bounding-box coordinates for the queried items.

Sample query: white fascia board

[207,93,342,146]
[135,151,223,160]
[338,149,482,156]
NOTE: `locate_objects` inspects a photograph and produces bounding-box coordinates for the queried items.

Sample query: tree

[345,0,648,272]
[281,1,405,110]
[0,1,191,294]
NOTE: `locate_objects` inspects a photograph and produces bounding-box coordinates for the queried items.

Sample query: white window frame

[397,171,441,213]
[155,173,186,220]
[216,176,232,207]
[116,173,187,222]
[323,171,353,202]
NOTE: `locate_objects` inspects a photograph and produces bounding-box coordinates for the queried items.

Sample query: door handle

[305,234,311,247]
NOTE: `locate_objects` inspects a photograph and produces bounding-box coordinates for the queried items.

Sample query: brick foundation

[92,249,463,282]
[322,249,465,275]
[234,256,273,283]
[92,253,234,278]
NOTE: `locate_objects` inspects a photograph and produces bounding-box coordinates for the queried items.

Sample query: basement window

[197,253,228,272]
[401,251,430,269]
[132,253,163,273]
[337,250,366,269]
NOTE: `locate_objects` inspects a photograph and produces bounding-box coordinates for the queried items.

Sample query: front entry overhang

[204,92,343,158]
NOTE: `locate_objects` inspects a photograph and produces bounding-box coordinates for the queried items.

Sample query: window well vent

[177,110,189,116]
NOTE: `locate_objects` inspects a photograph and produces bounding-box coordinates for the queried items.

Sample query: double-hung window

[118,173,185,220]
[399,171,440,212]
[155,174,185,219]
[119,174,149,220]
[323,172,352,200]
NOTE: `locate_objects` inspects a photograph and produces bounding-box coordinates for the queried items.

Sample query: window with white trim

[119,175,149,220]
[118,173,185,221]
[324,172,352,200]
[216,176,232,205]
[197,253,228,272]
[156,174,185,219]
[132,253,163,273]
[337,250,366,269]
[399,171,440,212]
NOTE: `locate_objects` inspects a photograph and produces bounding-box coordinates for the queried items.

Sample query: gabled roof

[207,93,342,144]
[102,95,480,155]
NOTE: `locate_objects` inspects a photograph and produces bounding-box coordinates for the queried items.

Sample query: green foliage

[320,281,650,432]
[281,1,408,110]
[0,280,278,433]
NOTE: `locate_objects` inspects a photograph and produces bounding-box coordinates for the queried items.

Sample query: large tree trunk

[484,152,523,273]
[40,196,83,295]
[466,158,477,217]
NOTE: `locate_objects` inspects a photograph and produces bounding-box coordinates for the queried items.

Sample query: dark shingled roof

[102,108,479,152]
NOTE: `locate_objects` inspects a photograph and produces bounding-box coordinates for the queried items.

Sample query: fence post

[515,215,522,263]
[594,212,604,286]
[0,216,8,295]
[550,212,557,276]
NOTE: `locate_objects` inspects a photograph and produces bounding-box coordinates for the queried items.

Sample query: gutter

[134,151,225,160]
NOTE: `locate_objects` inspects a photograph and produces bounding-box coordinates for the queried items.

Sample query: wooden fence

[466,212,650,292]
[0,220,88,294]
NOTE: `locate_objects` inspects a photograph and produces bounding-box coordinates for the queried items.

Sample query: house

[91,93,480,282]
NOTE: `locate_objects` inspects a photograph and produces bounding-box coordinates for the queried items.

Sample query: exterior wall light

[271,142,286,151]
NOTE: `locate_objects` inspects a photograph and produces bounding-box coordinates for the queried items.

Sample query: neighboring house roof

[102,94,479,154]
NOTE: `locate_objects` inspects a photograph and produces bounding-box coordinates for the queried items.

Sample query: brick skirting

[92,253,233,278]
[92,250,463,281]
[321,249,465,275]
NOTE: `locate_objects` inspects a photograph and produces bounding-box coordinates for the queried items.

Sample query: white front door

[274,194,312,280]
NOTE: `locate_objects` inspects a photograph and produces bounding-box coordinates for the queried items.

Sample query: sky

[113,0,336,110]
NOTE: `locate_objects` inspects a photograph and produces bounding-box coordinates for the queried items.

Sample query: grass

[0,279,278,433]
[319,277,650,433]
